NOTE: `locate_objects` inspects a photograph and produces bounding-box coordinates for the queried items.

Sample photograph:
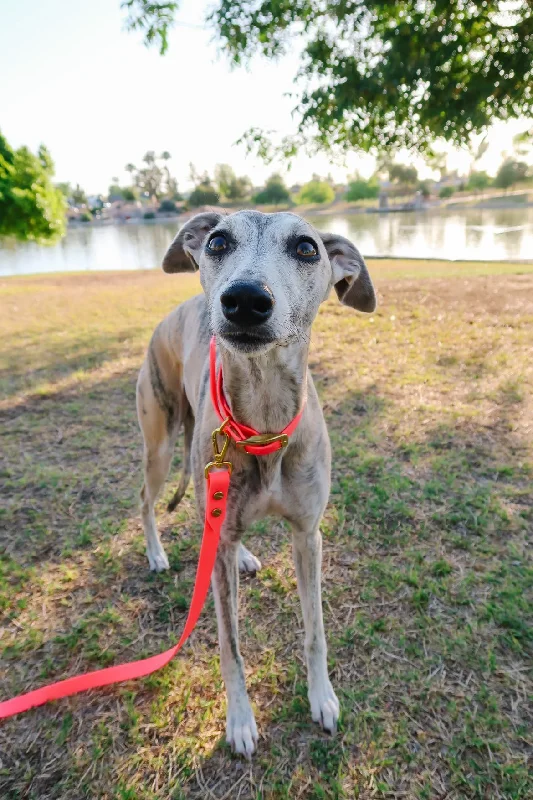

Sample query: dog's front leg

[212,541,258,758]
[292,527,339,734]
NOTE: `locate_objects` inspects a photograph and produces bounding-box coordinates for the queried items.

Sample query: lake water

[1,207,532,277]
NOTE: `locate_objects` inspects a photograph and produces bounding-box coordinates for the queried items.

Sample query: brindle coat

[136,210,376,758]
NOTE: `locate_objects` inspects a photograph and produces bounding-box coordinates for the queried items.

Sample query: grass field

[1,259,532,799]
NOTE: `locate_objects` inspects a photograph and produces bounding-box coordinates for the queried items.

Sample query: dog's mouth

[218,326,276,353]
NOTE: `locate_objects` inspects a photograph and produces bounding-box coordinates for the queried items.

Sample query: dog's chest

[238,457,285,527]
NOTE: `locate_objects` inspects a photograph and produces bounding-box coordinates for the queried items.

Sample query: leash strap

[0,469,229,720]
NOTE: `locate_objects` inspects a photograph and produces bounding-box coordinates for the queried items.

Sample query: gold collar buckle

[236,433,289,451]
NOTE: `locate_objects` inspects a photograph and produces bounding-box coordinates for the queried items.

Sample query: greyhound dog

[136,210,376,757]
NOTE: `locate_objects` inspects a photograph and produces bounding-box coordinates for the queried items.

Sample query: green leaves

[0,132,66,243]
[121,0,180,55]
[131,0,533,156]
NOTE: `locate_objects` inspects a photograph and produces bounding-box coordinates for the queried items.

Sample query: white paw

[226,700,258,759]
[238,544,261,576]
[309,678,340,735]
[147,544,169,572]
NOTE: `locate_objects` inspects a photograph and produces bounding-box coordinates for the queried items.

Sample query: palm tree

[160,151,174,197]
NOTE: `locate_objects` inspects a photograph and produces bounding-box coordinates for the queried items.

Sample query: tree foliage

[215,1,533,155]
[253,174,291,205]
[0,131,66,243]
[346,177,379,202]
[127,1,533,157]
[466,171,492,191]
[126,151,179,199]
[494,158,530,189]
[439,185,456,199]
[71,184,87,206]
[387,163,419,186]
[295,179,335,205]
[214,163,252,200]
[121,0,178,55]
[188,180,220,207]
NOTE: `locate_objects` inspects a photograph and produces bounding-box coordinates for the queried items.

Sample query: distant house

[107,200,148,221]
[434,173,464,192]
[87,195,104,210]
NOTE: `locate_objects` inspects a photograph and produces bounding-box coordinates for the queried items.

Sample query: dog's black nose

[220,281,274,327]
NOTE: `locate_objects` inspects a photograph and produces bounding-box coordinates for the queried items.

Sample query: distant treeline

[62,144,533,217]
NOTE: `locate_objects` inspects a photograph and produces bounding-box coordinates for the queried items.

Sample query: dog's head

[162,210,376,354]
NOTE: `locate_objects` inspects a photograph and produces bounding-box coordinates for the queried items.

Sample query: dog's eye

[207,234,227,253]
[296,240,317,258]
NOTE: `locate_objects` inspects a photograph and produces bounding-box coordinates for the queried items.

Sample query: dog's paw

[147,545,169,572]
[226,701,258,759]
[238,544,261,576]
[309,679,340,735]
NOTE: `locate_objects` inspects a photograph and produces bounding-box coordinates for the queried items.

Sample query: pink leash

[0,469,229,719]
[0,336,304,720]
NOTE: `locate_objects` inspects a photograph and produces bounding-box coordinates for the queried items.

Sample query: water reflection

[306,207,533,262]
[1,207,532,276]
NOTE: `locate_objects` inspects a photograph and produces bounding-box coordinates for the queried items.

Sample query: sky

[1,0,530,195]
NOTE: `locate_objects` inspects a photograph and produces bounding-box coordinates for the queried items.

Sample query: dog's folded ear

[162,211,222,273]
[320,232,377,313]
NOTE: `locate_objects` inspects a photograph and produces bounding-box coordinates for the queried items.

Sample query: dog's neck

[219,339,309,434]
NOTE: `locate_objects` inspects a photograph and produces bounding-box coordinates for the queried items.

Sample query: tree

[108,181,124,201]
[121,0,179,55]
[295,179,335,205]
[494,159,530,190]
[439,186,455,199]
[71,184,87,206]
[466,171,492,191]
[253,174,291,205]
[159,151,181,198]
[345,177,379,202]
[124,1,533,156]
[388,164,418,186]
[214,163,252,201]
[417,180,432,199]
[158,198,179,213]
[188,178,220,208]
[55,182,72,199]
[122,186,139,202]
[512,127,533,159]
[214,164,236,199]
[125,152,179,200]
[0,132,66,243]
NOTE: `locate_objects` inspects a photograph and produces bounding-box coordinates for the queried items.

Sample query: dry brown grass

[1,261,532,799]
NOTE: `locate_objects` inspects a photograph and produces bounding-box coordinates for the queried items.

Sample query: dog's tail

[167,405,194,512]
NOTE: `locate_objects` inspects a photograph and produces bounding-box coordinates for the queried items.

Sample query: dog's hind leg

[137,360,183,572]
[167,406,194,512]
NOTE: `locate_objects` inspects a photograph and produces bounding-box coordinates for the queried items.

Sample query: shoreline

[2,256,533,283]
